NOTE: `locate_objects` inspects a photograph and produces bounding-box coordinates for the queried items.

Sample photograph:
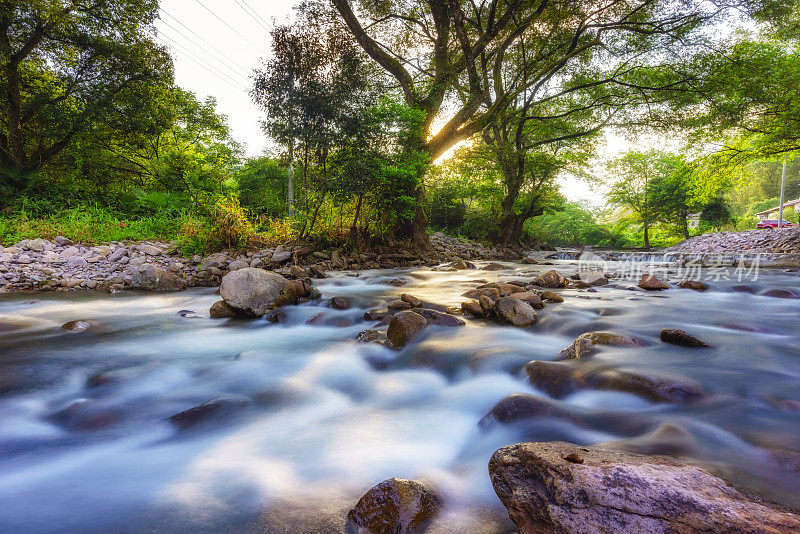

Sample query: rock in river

[167,396,250,429]
[219,268,295,316]
[530,270,568,288]
[526,360,704,403]
[386,311,427,349]
[495,296,537,327]
[637,273,669,290]
[660,328,711,348]
[209,300,237,318]
[346,477,440,534]
[558,331,644,360]
[489,441,800,534]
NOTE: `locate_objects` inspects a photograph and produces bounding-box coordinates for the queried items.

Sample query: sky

[154,0,645,207]
[154,0,296,157]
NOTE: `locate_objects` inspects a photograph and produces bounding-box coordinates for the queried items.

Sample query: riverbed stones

[209,300,237,318]
[495,296,537,327]
[364,308,390,321]
[387,311,427,349]
[660,328,711,348]
[388,299,412,310]
[509,291,545,309]
[481,262,505,271]
[400,293,421,307]
[530,270,568,288]
[167,396,251,429]
[596,423,701,457]
[538,290,563,303]
[480,393,575,429]
[762,288,799,299]
[131,264,185,291]
[638,273,669,290]
[66,256,88,269]
[462,287,502,302]
[219,268,294,316]
[346,477,441,534]
[526,360,704,402]
[488,441,800,534]
[415,308,465,327]
[356,330,384,344]
[678,280,708,291]
[330,296,351,310]
[60,319,100,332]
[461,300,484,317]
[558,331,644,360]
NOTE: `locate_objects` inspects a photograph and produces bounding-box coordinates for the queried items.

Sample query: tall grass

[0,204,188,245]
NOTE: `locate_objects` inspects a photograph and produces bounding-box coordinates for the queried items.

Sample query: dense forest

[2,0,800,251]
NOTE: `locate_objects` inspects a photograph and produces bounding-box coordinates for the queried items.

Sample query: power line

[194,0,264,53]
[156,33,249,92]
[233,0,272,32]
[160,9,253,78]
[159,27,251,84]
[239,0,274,30]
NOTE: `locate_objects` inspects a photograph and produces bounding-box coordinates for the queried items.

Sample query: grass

[0,205,188,246]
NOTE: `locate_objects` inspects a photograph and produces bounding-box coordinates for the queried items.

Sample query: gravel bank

[0,232,533,293]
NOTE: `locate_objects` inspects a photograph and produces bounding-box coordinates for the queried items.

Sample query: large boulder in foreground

[489,441,800,534]
[347,477,440,534]
[219,268,295,316]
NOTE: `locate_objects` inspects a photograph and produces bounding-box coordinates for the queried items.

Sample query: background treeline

[2,0,799,251]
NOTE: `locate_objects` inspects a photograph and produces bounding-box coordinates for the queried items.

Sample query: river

[1,258,799,533]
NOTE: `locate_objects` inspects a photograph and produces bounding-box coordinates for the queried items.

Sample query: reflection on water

[1,260,800,532]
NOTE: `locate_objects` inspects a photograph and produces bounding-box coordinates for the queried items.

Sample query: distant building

[754,198,800,220]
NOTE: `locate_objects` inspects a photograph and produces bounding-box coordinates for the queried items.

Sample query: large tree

[330,0,784,247]
[251,7,378,225]
[0,0,171,183]
[607,150,665,248]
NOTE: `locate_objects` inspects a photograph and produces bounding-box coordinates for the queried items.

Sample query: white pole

[778,158,787,228]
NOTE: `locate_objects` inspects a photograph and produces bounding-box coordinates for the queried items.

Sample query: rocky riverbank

[0,232,533,293]
[669,227,800,254]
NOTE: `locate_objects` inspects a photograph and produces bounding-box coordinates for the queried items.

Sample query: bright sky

[154,0,655,207]
[155,0,297,157]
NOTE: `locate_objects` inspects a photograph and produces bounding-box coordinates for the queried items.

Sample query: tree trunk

[350,192,364,236]
[643,225,651,248]
[305,189,327,238]
[682,217,689,239]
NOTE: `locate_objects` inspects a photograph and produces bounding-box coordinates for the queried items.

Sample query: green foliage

[524,204,627,248]
[236,158,288,217]
[0,204,186,245]
[1,0,173,178]
[701,198,734,230]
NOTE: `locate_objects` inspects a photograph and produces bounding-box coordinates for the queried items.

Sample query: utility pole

[778,158,787,228]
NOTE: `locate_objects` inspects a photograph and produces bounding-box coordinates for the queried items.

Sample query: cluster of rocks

[429,232,538,260]
[0,234,536,293]
[669,227,800,254]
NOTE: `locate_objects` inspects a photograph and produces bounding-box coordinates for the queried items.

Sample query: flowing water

[1,259,800,533]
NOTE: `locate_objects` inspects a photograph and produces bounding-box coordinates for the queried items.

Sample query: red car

[757,219,799,229]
